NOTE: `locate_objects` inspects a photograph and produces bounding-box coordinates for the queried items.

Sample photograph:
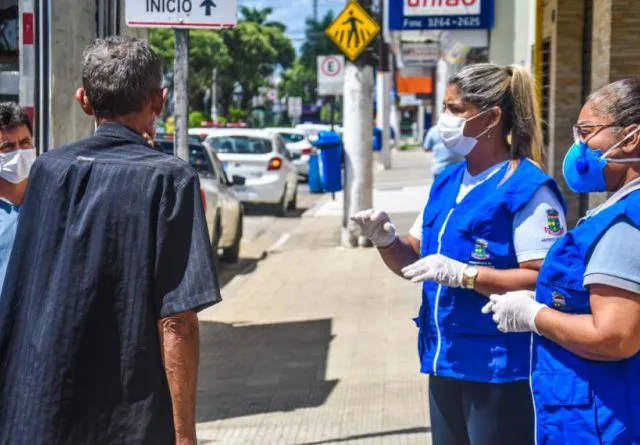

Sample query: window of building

[96,0,120,38]
[0,0,19,102]
[541,39,551,164]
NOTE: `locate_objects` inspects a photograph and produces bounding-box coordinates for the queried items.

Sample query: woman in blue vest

[351,63,567,445]
[486,79,640,444]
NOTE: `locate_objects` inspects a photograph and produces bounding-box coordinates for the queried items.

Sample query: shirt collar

[94,122,148,146]
[585,176,640,219]
[0,199,18,213]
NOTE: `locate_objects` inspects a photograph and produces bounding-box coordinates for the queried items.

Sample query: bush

[228,108,249,123]
[188,111,210,128]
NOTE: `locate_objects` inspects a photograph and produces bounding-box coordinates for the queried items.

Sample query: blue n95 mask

[563,126,640,193]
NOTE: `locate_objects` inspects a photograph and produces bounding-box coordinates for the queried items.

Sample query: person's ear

[75,88,95,116]
[152,88,168,117]
[620,125,640,156]
[486,107,502,132]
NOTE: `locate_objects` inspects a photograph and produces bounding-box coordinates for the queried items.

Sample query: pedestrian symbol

[200,0,216,16]
[325,0,380,62]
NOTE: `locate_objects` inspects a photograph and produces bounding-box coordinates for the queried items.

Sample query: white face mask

[438,109,492,157]
[0,148,37,184]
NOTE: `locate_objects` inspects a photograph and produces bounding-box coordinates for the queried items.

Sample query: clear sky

[238,0,346,50]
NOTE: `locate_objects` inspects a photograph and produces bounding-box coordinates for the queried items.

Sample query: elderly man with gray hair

[0,36,220,445]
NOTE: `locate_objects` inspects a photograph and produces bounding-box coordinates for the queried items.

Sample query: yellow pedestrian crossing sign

[325,1,380,62]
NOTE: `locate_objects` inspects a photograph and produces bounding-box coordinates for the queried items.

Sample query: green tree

[279,60,315,103]
[149,29,231,111]
[289,11,339,103]
[218,21,294,113]
[300,11,338,72]
[239,6,286,32]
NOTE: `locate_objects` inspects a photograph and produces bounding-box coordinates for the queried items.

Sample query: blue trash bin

[314,131,343,193]
[307,153,323,193]
[372,126,382,152]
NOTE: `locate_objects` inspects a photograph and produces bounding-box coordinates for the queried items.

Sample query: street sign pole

[174,28,189,161]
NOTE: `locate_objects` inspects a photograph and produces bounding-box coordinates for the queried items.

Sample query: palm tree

[239,6,286,32]
[299,11,337,71]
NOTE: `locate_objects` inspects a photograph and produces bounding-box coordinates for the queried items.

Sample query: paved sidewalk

[197,149,434,444]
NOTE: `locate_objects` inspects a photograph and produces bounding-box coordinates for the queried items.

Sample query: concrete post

[376,71,392,170]
[343,62,374,247]
[174,29,189,161]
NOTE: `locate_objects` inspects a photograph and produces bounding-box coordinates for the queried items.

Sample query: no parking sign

[317,55,345,96]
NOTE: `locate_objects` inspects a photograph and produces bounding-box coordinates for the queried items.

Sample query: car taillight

[200,189,207,213]
[267,157,283,171]
[302,148,313,155]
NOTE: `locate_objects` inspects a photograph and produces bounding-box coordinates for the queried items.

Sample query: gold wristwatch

[462,266,479,290]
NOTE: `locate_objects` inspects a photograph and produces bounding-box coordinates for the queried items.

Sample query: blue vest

[418,159,565,383]
[532,190,640,445]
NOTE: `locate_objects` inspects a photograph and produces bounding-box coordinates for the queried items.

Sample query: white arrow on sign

[126,0,237,29]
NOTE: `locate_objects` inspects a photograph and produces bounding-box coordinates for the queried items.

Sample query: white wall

[489,0,516,66]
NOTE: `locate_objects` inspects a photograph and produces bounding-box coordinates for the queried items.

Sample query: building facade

[0,0,147,153]
[540,0,640,226]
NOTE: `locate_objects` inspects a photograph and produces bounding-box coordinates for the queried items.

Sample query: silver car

[156,139,245,263]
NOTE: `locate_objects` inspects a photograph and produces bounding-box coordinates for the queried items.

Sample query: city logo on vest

[544,209,565,236]
[471,238,490,261]
[552,291,567,310]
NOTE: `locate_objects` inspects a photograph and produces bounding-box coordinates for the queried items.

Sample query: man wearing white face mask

[0,102,35,290]
[352,64,567,445]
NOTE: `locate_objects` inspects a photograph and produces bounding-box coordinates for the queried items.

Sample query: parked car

[204,129,298,216]
[265,128,316,178]
[294,123,342,142]
[188,127,222,142]
[155,138,245,262]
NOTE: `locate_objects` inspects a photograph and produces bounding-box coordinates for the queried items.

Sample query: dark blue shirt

[0,123,221,444]
[0,200,19,293]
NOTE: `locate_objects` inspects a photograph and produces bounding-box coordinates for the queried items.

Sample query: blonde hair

[448,63,544,166]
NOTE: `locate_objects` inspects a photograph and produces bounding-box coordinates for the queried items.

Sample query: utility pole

[313,0,318,21]
[343,0,375,247]
[376,0,392,170]
[211,68,219,123]
[174,29,189,161]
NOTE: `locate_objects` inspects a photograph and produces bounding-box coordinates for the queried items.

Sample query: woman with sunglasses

[351,63,567,445]
[486,78,640,444]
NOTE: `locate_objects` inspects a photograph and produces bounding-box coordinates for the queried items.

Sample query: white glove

[401,254,466,288]
[481,290,545,334]
[350,209,397,248]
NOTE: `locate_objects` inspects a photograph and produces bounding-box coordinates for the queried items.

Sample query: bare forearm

[535,308,630,361]
[474,266,539,297]
[159,312,200,444]
[378,237,420,277]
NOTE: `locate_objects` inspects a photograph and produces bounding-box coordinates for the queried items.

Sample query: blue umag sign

[388,0,494,31]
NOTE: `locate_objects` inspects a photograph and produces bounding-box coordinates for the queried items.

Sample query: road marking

[268,233,291,252]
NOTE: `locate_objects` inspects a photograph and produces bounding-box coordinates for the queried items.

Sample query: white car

[156,138,245,262]
[295,123,343,142]
[188,127,223,142]
[265,128,316,178]
[204,129,299,216]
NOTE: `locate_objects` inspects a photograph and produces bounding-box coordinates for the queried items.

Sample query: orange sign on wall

[395,73,433,96]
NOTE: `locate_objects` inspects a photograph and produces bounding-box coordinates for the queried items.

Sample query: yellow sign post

[325,1,380,62]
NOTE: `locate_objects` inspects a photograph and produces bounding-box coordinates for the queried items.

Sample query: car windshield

[279,133,305,143]
[156,140,215,177]
[207,136,272,154]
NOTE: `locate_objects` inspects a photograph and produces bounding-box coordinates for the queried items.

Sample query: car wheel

[287,185,298,211]
[272,186,288,217]
[221,209,243,263]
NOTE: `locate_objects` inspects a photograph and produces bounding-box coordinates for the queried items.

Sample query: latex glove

[482,290,545,334]
[350,209,397,248]
[401,254,466,287]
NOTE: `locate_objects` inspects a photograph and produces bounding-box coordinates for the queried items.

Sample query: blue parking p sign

[388,0,494,31]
